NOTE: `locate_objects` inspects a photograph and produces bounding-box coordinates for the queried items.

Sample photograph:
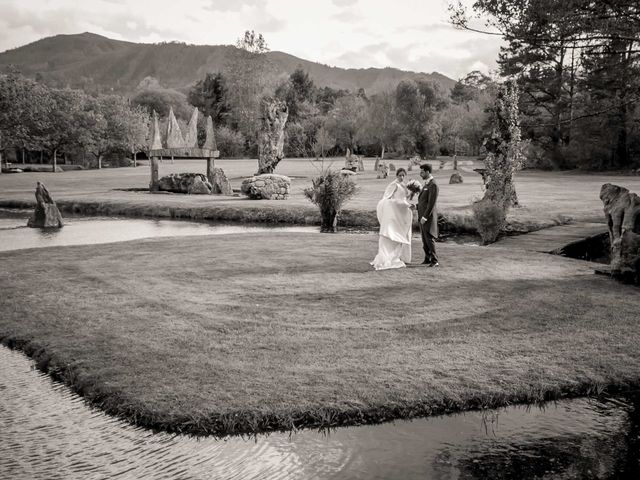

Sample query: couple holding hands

[371,163,439,270]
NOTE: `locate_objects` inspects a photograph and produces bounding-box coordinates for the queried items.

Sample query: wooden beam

[207,158,215,185]
[148,148,215,158]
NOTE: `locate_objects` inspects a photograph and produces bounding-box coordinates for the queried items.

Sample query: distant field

[2,156,640,229]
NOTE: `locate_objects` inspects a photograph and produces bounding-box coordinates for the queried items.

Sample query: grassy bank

[3,157,638,233]
[1,233,639,437]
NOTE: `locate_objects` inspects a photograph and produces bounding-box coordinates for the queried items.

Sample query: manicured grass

[2,157,640,232]
[1,232,639,436]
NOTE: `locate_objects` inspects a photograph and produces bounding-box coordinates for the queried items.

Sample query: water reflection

[1,346,638,480]
[0,212,317,252]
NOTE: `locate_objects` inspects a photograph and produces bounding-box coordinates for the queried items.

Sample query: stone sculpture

[600,183,640,283]
[158,173,213,194]
[257,97,288,174]
[211,167,232,195]
[449,172,464,184]
[377,162,389,179]
[27,181,64,228]
[241,174,290,200]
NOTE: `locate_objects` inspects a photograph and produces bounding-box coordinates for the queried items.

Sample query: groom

[417,163,439,267]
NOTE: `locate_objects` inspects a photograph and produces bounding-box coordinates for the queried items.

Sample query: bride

[370,168,414,270]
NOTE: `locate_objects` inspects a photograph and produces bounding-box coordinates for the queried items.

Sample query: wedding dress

[370,181,413,270]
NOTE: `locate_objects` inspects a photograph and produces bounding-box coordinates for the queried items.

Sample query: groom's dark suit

[417,178,439,264]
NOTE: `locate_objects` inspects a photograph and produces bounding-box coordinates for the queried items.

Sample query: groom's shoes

[428,262,440,268]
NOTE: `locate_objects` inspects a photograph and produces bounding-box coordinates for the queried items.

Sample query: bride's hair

[395,168,407,177]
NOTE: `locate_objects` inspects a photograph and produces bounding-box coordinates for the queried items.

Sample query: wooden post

[206,157,215,185]
[150,156,159,191]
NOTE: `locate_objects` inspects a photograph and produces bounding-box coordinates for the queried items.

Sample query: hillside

[0,32,457,95]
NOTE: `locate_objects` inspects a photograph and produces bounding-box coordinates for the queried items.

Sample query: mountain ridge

[0,32,458,95]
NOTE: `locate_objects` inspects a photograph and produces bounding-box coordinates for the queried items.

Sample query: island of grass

[1,232,639,437]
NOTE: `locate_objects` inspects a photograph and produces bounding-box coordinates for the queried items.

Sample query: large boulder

[241,174,291,200]
[27,182,63,228]
[600,183,640,283]
[158,173,212,194]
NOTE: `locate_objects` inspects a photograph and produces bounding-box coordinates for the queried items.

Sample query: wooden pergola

[148,107,219,191]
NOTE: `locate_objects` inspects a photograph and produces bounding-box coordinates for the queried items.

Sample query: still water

[1,210,637,479]
[1,346,638,480]
[0,209,318,252]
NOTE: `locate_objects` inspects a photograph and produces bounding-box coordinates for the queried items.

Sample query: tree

[131,88,191,120]
[395,80,446,156]
[312,126,335,159]
[359,91,401,159]
[188,72,230,127]
[325,95,367,152]
[450,0,640,169]
[225,31,277,152]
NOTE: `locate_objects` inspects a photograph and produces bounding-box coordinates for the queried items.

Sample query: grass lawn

[2,157,640,232]
[1,232,639,436]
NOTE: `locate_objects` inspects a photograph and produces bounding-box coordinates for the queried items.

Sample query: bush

[303,170,358,232]
[472,198,506,244]
[215,127,246,158]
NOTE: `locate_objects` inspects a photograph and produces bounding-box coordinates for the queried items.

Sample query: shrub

[472,198,506,244]
[303,170,358,232]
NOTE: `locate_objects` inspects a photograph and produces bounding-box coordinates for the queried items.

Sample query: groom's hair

[420,163,432,174]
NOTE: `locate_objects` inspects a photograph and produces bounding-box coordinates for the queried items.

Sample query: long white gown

[370,181,413,270]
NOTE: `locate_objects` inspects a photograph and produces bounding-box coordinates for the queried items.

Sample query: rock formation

[166,107,186,149]
[377,162,389,179]
[184,107,199,148]
[157,173,212,194]
[449,172,464,184]
[600,183,640,283]
[241,174,290,200]
[27,182,64,228]
[203,116,217,151]
[257,97,288,174]
[211,167,232,195]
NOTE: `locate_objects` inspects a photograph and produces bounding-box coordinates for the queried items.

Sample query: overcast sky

[0,0,503,80]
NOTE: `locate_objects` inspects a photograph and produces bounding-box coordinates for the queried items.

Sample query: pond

[0,209,318,252]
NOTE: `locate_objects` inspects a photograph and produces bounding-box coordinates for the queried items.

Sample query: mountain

[0,32,457,95]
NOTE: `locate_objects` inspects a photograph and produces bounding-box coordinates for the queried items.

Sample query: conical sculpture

[184,107,199,148]
[150,110,163,150]
[166,107,186,148]
[203,116,217,150]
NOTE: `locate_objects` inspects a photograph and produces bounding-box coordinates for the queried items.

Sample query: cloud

[332,0,358,6]
[204,0,266,12]
[254,15,286,33]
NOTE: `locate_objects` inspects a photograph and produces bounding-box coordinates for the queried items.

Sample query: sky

[0,0,504,80]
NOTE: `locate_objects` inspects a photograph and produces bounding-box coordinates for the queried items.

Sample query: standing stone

[600,183,640,283]
[166,107,186,148]
[27,182,64,228]
[184,107,199,148]
[203,116,217,150]
[377,162,389,179]
[388,163,396,173]
[257,97,289,174]
[188,175,213,195]
[211,167,232,195]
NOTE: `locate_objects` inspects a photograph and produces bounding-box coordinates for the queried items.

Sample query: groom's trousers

[420,223,438,263]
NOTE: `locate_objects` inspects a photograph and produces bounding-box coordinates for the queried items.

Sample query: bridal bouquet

[406,179,422,200]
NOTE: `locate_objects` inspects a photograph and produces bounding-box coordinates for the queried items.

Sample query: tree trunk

[133,151,137,168]
[320,208,338,233]
[98,155,102,170]
[0,151,3,175]
[22,149,26,165]
[53,149,57,172]
[40,151,43,164]
[381,144,385,160]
